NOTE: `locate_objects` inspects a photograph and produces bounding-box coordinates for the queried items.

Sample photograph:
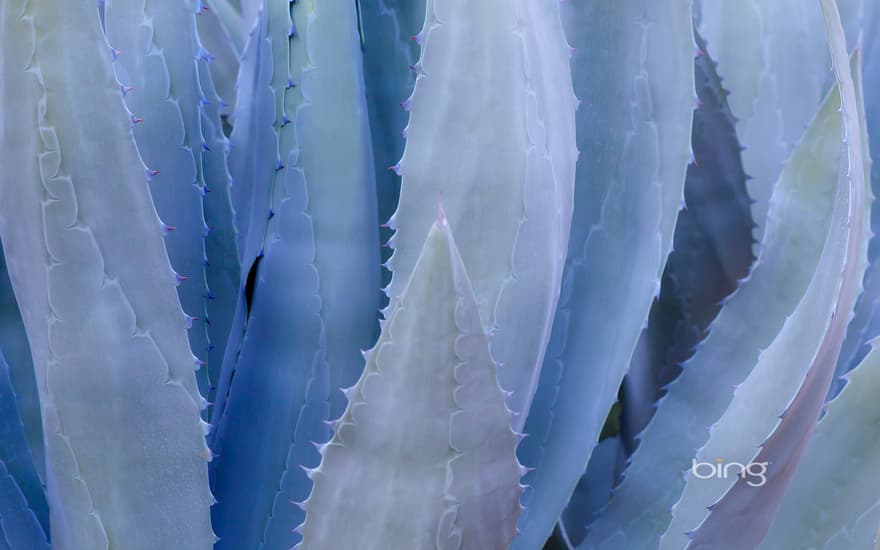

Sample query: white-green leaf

[515,0,695,546]
[581,16,847,547]
[686,2,870,546]
[761,341,880,549]
[0,0,213,547]
[300,214,522,550]
[388,0,578,427]
[661,55,864,548]
[697,0,833,244]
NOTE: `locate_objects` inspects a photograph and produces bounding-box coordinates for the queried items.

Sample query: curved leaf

[357,0,423,284]
[105,0,217,407]
[0,350,48,548]
[0,0,214,546]
[387,0,578,430]
[0,246,42,485]
[514,1,694,547]
[208,1,381,548]
[580,22,846,548]
[761,341,880,549]
[661,62,858,547]
[620,28,755,457]
[300,214,521,550]
[685,3,870,546]
[697,0,859,244]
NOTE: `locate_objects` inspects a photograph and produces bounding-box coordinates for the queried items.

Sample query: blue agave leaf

[197,3,242,116]
[0,246,42,485]
[558,436,625,547]
[196,45,241,413]
[561,30,753,544]
[685,8,870,543]
[0,349,48,548]
[620,28,755,454]
[830,0,879,398]
[207,5,276,427]
[581,31,851,550]
[105,0,221,409]
[513,1,694,547]
[357,0,423,288]
[209,1,380,548]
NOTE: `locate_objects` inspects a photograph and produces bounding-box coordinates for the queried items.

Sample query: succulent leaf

[104,0,220,410]
[684,3,871,546]
[0,349,48,548]
[300,214,522,550]
[662,53,867,549]
[387,0,578,432]
[0,0,214,546]
[579,15,848,548]
[357,0,424,289]
[0,245,43,485]
[208,1,381,547]
[514,1,694,547]
[696,0,859,244]
[620,27,755,459]
[761,341,880,548]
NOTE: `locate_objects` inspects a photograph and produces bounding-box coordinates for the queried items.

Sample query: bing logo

[691,458,769,487]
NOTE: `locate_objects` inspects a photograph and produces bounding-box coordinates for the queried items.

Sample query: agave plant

[0,0,878,548]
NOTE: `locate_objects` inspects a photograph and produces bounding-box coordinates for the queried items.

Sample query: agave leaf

[513,1,694,547]
[210,0,295,424]
[761,341,880,548]
[580,21,847,550]
[105,0,216,408]
[204,0,245,54]
[197,39,241,409]
[387,0,577,431]
[357,0,424,289]
[0,350,48,548]
[661,54,866,548]
[0,0,213,547]
[558,436,625,548]
[698,0,863,245]
[620,28,755,457]
[684,3,870,546]
[196,4,241,116]
[697,0,832,245]
[300,213,522,550]
[208,1,380,547]
[0,246,43,484]
[830,0,880,396]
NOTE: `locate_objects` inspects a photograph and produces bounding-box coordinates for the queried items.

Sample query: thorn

[147,168,160,180]
[121,85,134,96]
[399,99,411,111]
[161,224,176,235]
[275,160,285,171]
[130,115,144,125]
[111,48,122,60]
[175,273,190,285]
[287,78,296,89]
